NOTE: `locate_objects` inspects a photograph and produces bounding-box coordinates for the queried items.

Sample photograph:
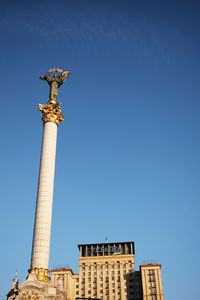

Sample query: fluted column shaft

[31,121,57,270]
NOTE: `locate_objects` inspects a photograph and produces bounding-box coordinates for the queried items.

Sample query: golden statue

[40,68,70,103]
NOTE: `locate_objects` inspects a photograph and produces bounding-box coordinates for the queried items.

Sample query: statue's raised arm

[40,68,70,104]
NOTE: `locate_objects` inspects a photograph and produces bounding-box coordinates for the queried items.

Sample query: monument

[7,68,70,300]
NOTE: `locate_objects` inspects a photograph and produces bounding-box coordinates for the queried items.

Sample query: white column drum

[31,121,58,270]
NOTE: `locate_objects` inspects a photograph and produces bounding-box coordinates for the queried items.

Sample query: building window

[94,272,97,275]
[149,270,155,276]
[76,278,79,282]
[118,271,120,275]
[100,277,103,281]
[112,277,114,281]
[130,296,134,300]
[149,276,155,282]
[76,291,79,295]
[88,272,91,276]
[100,290,103,294]
[112,289,115,293]
[88,291,91,294]
[150,289,156,295]
[76,285,79,288]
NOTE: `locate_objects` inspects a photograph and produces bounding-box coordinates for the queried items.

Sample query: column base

[29,268,51,283]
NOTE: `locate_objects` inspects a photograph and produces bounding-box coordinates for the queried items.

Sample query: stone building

[51,242,164,300]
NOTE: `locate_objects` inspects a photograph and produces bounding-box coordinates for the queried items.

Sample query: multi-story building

[140,264,164,300]
[52,242,164,300]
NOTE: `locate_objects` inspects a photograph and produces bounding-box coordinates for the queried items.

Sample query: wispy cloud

[0,0,188,62]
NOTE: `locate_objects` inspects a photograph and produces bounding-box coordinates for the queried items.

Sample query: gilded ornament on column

[39,102,64,125]
[28,268,50,283]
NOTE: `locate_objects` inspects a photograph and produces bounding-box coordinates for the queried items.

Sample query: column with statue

[7,68,70,300]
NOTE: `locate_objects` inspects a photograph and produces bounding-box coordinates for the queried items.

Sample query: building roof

[78,241,134,248]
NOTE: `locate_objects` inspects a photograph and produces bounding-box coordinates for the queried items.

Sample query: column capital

[39,102,64,125]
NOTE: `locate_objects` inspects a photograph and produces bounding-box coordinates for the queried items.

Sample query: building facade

[52,242,164,300]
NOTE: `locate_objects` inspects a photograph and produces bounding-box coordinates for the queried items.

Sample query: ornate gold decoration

[29,268,50,283]
[39,102,64,125]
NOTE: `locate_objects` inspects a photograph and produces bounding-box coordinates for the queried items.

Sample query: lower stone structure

[7,270,66,300]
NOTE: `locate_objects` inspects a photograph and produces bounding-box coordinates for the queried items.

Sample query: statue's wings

[47,68,63,74]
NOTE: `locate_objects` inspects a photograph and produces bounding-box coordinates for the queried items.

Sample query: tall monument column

[7,68,70,300]
[30,102,64,282]
[30,68,70,282]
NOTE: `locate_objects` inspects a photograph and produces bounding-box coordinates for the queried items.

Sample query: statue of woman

[40,68,70,103]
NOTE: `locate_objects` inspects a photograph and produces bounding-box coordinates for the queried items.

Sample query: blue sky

[0,0,200,299]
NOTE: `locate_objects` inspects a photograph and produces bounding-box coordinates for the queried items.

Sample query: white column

[31,121,58,270]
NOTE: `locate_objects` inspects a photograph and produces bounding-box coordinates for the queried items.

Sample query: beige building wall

[51,243,164,300]
[77,242,135,300]
[52,269,78,300]
[140,264,164,300]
